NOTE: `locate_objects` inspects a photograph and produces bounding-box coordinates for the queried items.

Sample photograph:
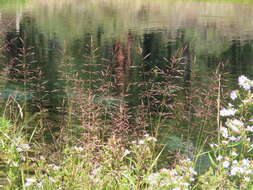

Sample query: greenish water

[1,0,253,136]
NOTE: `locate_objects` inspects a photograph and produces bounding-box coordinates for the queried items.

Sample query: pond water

[1,0,253,135]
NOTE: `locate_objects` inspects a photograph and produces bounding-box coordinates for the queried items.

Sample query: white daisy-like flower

[217,155,223,161]
[238,75,251,90]
[73,146,84,152]
[244,176,250,182]
[24,178,37,187]
[246,126,253,132]
[220,127,229,138]
[220,108,237,117]
[242,159,250,167]
[230,166,240,176]
[226,119,243,134]
[223,161,230,168]
[49,164,61,170]
[230,90,238,100]
[231,151,238,156]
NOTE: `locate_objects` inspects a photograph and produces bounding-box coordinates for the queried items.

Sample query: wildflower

[231,151,238,156]
[230,166,240,176]
[147,173,160,185]
[222,140,229,145]
[220,108,236,117]
[24,178,37,187]
[138,140,145,145]
[220,127,229,138]
[217,155,223,161]
[238,75,251,90]
[210,143,218,148]
[123,149,131,157]
[49,164,61,170]
[246,126,253,132]
[226,119,243,134]
[244,176,250,182]
[144,134,150,137]
[228,136,240,142]
[73,146,84,152]
[17,144,30,152]
[189,167,197,175]
[190,177,195,181]
[230,90,238,100]
[242,159,250,167]
[223,161,230,168]
[49,176,57,183]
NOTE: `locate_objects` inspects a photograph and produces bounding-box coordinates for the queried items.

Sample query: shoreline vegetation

[0,34,252,188]
[1,0,253,189]
[1,75,253,189]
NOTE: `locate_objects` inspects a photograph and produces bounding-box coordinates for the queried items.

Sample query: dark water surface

[1,0,253,131]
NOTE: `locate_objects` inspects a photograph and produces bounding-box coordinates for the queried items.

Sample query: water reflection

[3,15,63,116]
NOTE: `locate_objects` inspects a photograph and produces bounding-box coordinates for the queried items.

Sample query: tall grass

[1,33,253,190]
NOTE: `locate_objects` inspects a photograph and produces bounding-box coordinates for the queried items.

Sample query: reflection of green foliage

[0,0,28,10]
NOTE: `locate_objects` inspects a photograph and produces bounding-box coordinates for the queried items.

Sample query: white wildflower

[226,119,243,134]
[230,166,240,176]
[73,146,84,152]
[220,127,229,138]
[138,140,145,145]
[230,90,238,100]
[222,140,229,145]
[24,178,37,187]
[244,176,250,182]
[144,134,149,137]
[223,161,230,168]
[49,164,61,170]
[242,159,250,167]
[232,160,238,164]
[228,136,240,142]
[49,176,57,183]
[17,144,30,152]
[217,155,223,161]
[238,75,251,90]
[246,126,253,132]
[210,143,218,148]
[123,149,131,157]
[189,167,197,175]
[220,108,237,117]
[231,151,238,156]
[147,173,160,185]
[190,177,195,181]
